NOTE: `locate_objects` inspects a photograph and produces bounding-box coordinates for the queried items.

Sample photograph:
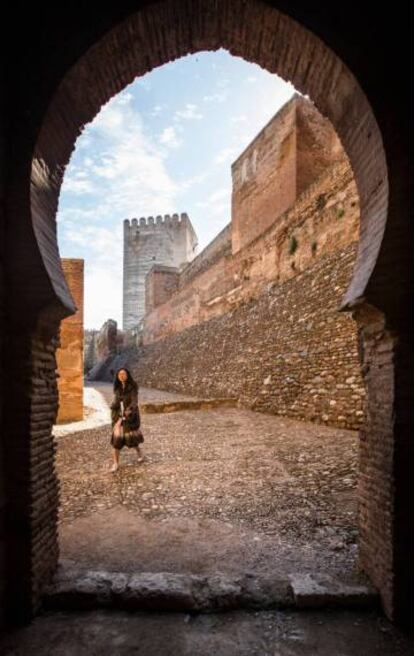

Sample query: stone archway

[5,0,413,625]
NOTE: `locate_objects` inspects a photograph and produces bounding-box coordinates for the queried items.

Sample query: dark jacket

[110,380,140,430]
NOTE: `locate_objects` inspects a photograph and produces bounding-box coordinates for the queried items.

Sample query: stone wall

[84,329,98,374]
[95,319,119,361]
[56,259,84,424]
[85,319,127,380]
[134,243,364,430]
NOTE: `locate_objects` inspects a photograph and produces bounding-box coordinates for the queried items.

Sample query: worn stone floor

[6,386,410,654]
[2,609,414,655]
[57,385,360,582]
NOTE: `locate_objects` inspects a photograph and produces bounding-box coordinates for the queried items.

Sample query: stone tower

[123,212,198,329]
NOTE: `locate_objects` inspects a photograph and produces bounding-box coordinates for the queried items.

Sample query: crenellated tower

[122,212,198,330]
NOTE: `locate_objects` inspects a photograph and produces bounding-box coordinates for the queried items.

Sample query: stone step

[44,568,379,613]
[140,398,239,414]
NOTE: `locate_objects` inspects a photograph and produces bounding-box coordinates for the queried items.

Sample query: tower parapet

[123,212,198,330]
[124,212,195,231]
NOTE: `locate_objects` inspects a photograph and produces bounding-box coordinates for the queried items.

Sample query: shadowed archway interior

[2,0,413,628]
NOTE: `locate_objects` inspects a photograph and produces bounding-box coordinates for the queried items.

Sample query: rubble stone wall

[134,243,364,430]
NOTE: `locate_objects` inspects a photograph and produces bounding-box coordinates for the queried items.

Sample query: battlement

[124,212,192,232]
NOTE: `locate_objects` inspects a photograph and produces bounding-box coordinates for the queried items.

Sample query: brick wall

[146,265,180,312]
[179,224,232,287]
[3,0,409,625]
[0,97,5,628]
[3,327,60,622]
[56,259,84,424]
[30,334,60,613]
[231,95,343,253]
[143,158,359,344]
[354,305,395,615]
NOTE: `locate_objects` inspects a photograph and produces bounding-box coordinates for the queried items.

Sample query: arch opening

[6,0,402,625]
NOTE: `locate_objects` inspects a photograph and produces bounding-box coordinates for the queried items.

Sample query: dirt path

[56,385,361,584]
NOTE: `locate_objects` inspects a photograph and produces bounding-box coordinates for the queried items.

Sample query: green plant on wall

[336,206,345,219]
[288,235,298,255]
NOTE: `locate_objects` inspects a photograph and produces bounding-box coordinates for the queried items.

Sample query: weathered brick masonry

[2,0,413,627]
[4,329,60,622]
[0,103,5,627]
[56,259,84,424]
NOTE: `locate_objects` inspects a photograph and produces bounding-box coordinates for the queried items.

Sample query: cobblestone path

[57,386,360,582]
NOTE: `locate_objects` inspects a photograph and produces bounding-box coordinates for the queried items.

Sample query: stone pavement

[57,386,361,583]
[2,609,413,655]
[6,386,411,653]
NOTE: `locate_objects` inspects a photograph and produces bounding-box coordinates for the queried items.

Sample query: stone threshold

[43,568,379,613]
[140,398,239,414]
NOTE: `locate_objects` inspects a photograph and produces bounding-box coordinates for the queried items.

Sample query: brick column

[56,259,84,424]
[355,304,414,623]
[4,326,60,623]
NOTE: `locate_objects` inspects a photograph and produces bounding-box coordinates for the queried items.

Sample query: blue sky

[57,49,295,328]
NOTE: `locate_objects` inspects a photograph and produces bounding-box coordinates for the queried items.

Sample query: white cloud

[177,171,209,192]
[84,264,122,328]
[217,78,229,89]
[230,115,247,124]
[159,126,182,149]
[174,103,203,121]
[58,53,297,329]
[214,146,238,165]
[151,104,164,116]
[58,92,182,327]
[61,163,95,193]
[73,94,179,216]
[196,188,229,207]
[203,91,227,103]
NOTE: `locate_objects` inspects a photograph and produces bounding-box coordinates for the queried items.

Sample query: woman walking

[110,367,144,472]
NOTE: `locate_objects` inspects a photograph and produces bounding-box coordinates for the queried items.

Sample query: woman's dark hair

[113,367,137,392]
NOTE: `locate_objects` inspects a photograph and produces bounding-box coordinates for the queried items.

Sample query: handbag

[124,427,144,443]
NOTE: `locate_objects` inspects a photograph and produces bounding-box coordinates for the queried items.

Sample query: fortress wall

[146,265,180,312]
[231,95,343,254]
[133,157,364,430]
[125,97,365,429]
[143,158,359,343]
[179,223,232,287]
